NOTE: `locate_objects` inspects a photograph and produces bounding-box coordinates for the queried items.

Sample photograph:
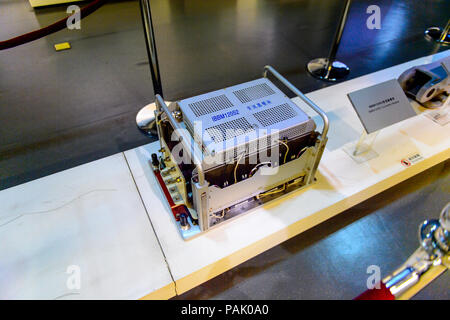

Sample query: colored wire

[211,210,225,219]
[249,162,272,177]
[256,183,286,199]
[234,152,245,183]
[297,147,308,159]
[278,140,289,164]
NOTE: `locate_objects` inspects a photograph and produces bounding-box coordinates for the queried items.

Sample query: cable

[296,146,308,159]
[211,210,225,219]
[286,176,305,187]
[234,152,245,184]
[249,161,272,177]
[248,139,289,180]
[249,140,291,178]
[256,183,286,199]
[0,0,106,51]
[278,139,289,164]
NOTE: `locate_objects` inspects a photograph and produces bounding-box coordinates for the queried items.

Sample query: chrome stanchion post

[307,0,351,81]
[136,0,164,135]
[425,19,450,45]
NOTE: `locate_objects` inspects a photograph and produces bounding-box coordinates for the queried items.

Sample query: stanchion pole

[136,0,163,135]
[307,0,351,81]
[139,0,163,96]
[425,19,450,45]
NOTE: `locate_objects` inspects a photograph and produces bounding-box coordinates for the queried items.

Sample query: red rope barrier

[0,0,107,50]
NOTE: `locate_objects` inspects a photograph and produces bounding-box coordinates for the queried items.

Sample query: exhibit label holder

[425,105,450,126]
[343,79,416,163]
[344,130,380,163]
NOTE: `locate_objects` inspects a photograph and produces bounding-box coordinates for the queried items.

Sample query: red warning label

[401,153,424,167]
[401,159,411,167]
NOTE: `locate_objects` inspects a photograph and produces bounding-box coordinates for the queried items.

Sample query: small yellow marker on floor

[54,42,71,51]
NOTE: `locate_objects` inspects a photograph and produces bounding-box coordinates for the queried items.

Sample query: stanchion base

[307,58,350,82]
[136,103,157,136]
[424,27,450,45]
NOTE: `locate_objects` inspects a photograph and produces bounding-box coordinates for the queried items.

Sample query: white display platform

[124,49,450,296]
[0,154,174,299]
[1,50,448,300]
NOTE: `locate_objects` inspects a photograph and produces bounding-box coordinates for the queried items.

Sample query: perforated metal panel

[177,77,314,160]
[205,117,254,142]
[233,83,275,103]
[188,94,233,117]
[252,103,297,127]
[279,122,310,139]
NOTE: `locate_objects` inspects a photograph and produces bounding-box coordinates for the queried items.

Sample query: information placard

[347,79,416,133]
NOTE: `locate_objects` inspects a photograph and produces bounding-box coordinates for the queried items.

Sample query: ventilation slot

[280,123,308,138]
[233,83,276,103]
[189,94,233,117]
[205,118,254,143]
[253,103,297,127]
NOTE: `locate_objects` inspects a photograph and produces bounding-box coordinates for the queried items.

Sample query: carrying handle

[263,65,329,139]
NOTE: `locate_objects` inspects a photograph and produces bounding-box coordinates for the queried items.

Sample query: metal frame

[154,66,329,235]
[154,66,329,189]
[155,95,206,187]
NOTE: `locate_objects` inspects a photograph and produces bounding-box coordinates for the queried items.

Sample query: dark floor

[175,162,450,300]
[1,0,449,299]
[0,0,153,189]
[1,0,449,189]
